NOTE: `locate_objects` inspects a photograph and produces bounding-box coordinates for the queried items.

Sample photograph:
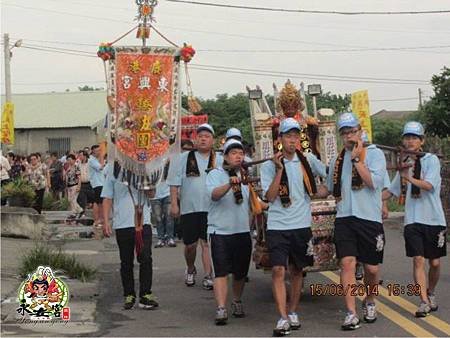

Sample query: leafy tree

[420,67,450,138]
[305,92,351,115]
[372,118,404,146]
[181,90,352,143]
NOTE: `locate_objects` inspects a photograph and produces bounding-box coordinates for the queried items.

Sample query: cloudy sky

[1,0,449,113]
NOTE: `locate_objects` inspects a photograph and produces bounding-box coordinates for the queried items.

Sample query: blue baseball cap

[337,112,360,130]
[225,127,242,140]
[197,123,215,135]
[223,139,244,154]
[279,118,301,135]
[402,121,424,137]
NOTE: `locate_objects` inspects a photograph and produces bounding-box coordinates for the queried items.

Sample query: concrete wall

[8,127,100,155]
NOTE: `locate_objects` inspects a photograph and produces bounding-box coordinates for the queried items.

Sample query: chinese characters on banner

[351,90,372,142]
[114,52,175,162]
[181,115,208,140]
[1,102,15,145]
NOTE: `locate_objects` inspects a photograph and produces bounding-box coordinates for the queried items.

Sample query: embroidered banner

[108,46,180,179]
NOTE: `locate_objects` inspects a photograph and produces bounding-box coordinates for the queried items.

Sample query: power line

[16,0,450,35]
[5,3,450,54]
[371,97,427,102]
[197,45,450,54]
[10,42,429,84]
[20,45,97,58]
[165,0,450,15]
[191,64,428,84]
[11,38,450,55]
[188,66,425,85]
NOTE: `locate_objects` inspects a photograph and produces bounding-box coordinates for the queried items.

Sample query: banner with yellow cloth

[351,90,372,142]
[1,102,15,145]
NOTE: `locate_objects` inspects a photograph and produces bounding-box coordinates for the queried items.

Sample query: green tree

[420,67,450,138]
[372,118,404,146]
[305,92,351,114]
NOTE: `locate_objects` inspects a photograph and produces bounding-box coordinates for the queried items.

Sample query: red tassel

[135,229,144,256]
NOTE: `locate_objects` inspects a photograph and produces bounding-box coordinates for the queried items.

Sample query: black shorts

[92,186,103,204]
[266,228,314,270]
[209,232,252,280]
[404,223,447,259]
[180,212,208,245]
[334,216,385,265]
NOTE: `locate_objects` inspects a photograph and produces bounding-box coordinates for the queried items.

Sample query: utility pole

[3,33,11,102]
[418,88,423,109]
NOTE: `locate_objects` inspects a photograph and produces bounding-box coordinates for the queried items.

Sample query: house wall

[9,127,99,155]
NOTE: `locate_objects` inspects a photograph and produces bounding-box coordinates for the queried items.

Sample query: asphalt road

[95,218,450,337]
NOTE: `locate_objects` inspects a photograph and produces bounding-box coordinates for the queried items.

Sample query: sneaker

[288,312,301,330]
[355,262,364,281]
[231,300,245,318]
[341,312,361,331]
[123,295,136,310]
[362,301,377,323]
[167,238,177,247]
[154,240,165,248]
[215,307,228,325]
[428,292,438,311]
[202,275,214,290]
[139,293,159,310]
[273,317,291,337]
[415,301,431,317]
[185,267,196,286]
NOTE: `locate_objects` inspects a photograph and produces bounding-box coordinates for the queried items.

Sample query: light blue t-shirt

[88,156,105,188]
[166,151,222,215]
[101,168,151,229]
[327,145,387,223]
[154,180,170,200]
[388,153,446,226]
[206,168,250,235]
[261,152,326,230]
[383,171,391,190]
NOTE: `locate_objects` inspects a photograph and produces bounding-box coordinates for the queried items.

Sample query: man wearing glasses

[327,112,387,330]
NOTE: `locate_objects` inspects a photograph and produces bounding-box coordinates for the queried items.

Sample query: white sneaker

[185,267,196,286]
[362,301,377,323]
[202,275,214,290]
[428,292,438,311]
[288,312,300,330]
[273,318,291,336]
[341,312,361,330]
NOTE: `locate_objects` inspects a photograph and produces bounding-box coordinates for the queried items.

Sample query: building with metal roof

[2,91,107,156]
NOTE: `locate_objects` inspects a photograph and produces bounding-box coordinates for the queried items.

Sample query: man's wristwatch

[351,157,360,164]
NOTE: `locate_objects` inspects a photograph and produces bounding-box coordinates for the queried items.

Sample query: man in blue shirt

[151,161,176,248]
[102,166,158,310]
[327,112,387,330]
[167,123,222,290]
[206,139,253,326]
[88,144,105,227]
[261,118,327,336]
[383,121,447,317]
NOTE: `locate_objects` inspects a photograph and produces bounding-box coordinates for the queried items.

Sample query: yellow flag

[351,90,372,142]
[1,102,15,145]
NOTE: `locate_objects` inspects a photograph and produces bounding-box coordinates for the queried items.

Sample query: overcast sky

[1,0,450,113]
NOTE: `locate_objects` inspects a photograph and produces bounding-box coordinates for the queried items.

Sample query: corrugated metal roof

[372,109,416,120]
[2,91,108,129]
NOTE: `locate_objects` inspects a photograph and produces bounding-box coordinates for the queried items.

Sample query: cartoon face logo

[17,266,69,320]
[375,234,385,252]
